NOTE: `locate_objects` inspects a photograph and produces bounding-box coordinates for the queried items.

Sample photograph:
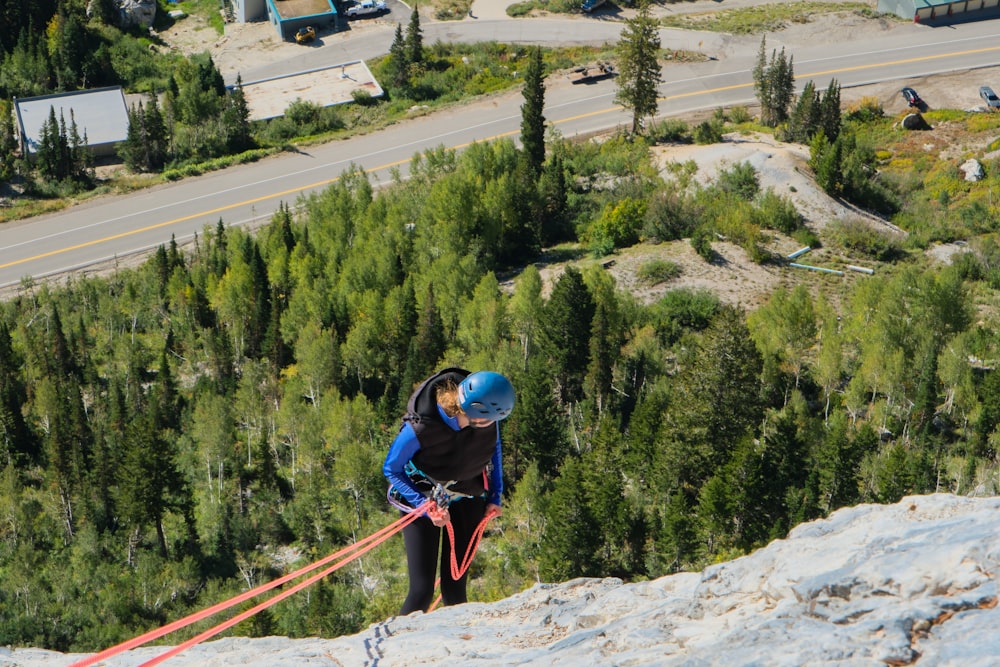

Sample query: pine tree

[34,106,63,180]
[537,266,595,405]
[581,415,640,575]
[245,239,272,360]
[33,106,90,183]
[199,55,227,97]
[755,409,810,540]
[520,46,546,174]
[784,80,818,144]
[753,36,795,128]
[144,95,169,169]
[537,153,568,245]
[88,377,126,531]
[400,282,446,402]
[584,297,621,415]
[752,36,768,122]
[73,114,87,177]
[614,0,662,134]
[0,321,32,467]
[406,6,423,66]
[118,413,170,557]
[49,9,85,90]
[0,99,19,180]
[815,412,863,513]
[818,78,842,142]
[387,24,409,90]
[665,306,765,493]
[58,111,71,178]
[811,131,843,197]
[972,368,1000,458]
[770,47,795,127]
[120,102,146,172]
[539,457,600,579]
[502,357,570,482]
[224,76,253,153]
[655,489,697,575]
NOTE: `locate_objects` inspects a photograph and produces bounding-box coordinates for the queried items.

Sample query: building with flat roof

[232,0,268,22]
[14,86,130,158]
[877,0,999,21]
[231,0,337,39]
[269,0,337,40]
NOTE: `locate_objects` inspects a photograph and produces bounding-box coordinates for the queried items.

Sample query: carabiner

[431,483,450,509]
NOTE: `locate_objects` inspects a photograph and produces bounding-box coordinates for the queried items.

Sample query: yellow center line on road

[7,42,1000,273]
[2,159,403,270]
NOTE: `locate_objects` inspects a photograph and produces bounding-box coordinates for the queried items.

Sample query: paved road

[2,14,1000,291]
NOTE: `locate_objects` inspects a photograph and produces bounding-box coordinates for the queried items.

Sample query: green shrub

[729,106,751,124]
[791,227,821,249]
[717,161,759,200]
[643,188,699,242]
[743,236,768,264]
[844,96,884,123]
[589,197,647,250]
[650,287,721,341]
[691,226,716,261]
[637,258,682,285]
[647,118,690,144]
[506,1,535,15]
[588,234,616,258]
[827,217,902,261]
[693,119,724,144]
[351,89,375,106]
[753,189,802,234]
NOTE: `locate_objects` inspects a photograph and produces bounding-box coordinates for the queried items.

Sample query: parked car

[900,87,923,108]
[981,86,1000,110]
[346,0,387,17]
[581,0,606,12]
[569,62,615,84]
[294,26,316,44]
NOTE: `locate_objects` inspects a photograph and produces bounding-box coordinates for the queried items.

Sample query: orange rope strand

[68,502,431,667]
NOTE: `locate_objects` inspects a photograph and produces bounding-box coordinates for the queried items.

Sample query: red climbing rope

[68,502,431,667]
[447,505,499,581]
[428,505,499,612]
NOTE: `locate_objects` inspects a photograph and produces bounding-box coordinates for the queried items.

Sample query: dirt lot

[154,12,390,78]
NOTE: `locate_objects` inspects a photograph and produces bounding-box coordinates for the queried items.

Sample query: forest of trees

[3,0,1000,657]
[2,107,1000,651]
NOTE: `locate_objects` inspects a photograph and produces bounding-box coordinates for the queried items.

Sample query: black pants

[399,497,487,615]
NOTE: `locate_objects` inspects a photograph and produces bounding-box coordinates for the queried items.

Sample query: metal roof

[14,86,130,155]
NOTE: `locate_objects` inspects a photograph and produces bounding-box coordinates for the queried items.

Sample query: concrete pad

[237,61,384,120]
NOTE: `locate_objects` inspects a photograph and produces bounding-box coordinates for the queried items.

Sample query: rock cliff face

[8,494,1000,666]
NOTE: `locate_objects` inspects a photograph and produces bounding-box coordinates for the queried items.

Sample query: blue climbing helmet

[458,371,515,421]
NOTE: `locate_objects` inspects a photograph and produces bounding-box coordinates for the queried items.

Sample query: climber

[383,368,515,615]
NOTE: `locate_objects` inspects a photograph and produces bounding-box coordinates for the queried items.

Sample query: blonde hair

[435,379,464,417]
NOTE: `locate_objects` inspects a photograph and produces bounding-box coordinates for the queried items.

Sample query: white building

[14,87,130,158]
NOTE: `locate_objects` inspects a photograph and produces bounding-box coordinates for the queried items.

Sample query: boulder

[960,158,985,182]
[901,113,931,130]
[119,0,157,29]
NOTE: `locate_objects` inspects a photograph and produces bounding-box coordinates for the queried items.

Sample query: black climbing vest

[403,367,498,500]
